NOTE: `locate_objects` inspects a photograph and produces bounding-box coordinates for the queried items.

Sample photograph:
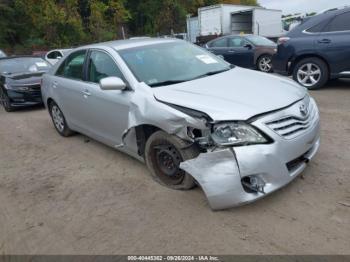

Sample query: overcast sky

[259,0,349,14]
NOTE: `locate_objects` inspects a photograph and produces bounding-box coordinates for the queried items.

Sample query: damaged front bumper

[181,98,320,210]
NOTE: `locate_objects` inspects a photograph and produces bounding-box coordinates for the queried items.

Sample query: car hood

[153,67,307,121]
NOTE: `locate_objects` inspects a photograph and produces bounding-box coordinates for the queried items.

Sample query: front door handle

[82,89,91,97]
[318,39,331,44]
[228,50,236,53]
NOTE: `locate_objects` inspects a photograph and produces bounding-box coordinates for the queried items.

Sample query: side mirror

[100,76,127,91]
[244,43,253,49]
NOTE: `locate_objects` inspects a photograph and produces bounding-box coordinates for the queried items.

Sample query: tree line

[0,0,258,53]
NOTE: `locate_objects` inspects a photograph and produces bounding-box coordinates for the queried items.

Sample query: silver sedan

[41,38,320,210]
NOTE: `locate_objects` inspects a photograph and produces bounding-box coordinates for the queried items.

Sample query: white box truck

[187,4,283,43]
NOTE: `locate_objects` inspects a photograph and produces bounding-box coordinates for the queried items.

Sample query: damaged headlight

[211,122,268,146]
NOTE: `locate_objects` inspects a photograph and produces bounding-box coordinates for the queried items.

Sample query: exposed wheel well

[47,98,54,108]
[290,54,330,76]
[135,125,161,157]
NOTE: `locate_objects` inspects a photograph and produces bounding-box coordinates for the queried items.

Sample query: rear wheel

[49,101,74,137]
[0,88,13,112]
[293,57,329,90]
[257,54,273,73]
[145,131,200,190]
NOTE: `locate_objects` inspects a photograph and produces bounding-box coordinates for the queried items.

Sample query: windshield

[245,35,276,46]
[118,42,231,87]
[0,57,50,74]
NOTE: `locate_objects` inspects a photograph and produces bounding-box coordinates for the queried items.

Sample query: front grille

[266,99,318,139]
[11,83,41,92]
[28,84,41,91]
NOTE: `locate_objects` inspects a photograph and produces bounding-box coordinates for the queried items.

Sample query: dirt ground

[0,79,349,255]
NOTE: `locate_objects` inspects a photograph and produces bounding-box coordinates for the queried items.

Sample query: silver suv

[42,38,320,210]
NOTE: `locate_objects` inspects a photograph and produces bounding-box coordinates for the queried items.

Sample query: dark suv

[273,8,350,89]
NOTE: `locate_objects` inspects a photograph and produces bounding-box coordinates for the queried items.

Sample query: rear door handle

[318,39,331,44]
[82,89,91,97]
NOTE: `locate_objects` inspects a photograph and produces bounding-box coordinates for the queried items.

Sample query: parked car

[205,35,277,72]
[45,49,72,65]
[273,7,350,89]
[0,49,6,58]
[42,38,320,210]
[0,56,51,112]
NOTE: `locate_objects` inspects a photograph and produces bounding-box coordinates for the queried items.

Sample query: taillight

[278,37,290,45]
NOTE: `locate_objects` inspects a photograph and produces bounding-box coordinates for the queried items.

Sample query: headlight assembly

[211,122,269,147]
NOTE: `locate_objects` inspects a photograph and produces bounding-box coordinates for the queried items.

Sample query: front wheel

[49,101,74,137]
[145,131,200,190]
[293,57,329,90]
[257,55,273,73]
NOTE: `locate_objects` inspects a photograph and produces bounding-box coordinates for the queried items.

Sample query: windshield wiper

[191,67,232,80]
[148,67,233,87]
[149,80,187,87]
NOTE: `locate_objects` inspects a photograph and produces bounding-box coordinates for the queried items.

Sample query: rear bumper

[181,98,320,210]
[6,89,43,107]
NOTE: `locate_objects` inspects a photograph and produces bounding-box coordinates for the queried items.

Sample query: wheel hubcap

[155,144,183,180]
[51,105,65,132]
[259,57,272,72]
[297,63,321,87]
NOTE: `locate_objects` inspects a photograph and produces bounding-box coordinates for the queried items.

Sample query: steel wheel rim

[152,143,185,185]
[51,105,65,132]
[259,56,272,72]
[297,63,321,87]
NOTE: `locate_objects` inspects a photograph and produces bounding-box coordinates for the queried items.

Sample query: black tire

[49,101,74,137]
[0,88,14,112]
[145,131,200,190]
[293,57,329,90]
[257,54,273,73]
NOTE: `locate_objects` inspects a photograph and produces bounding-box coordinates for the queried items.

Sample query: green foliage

[0,0,258,52]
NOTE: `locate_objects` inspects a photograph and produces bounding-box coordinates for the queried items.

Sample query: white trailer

[197,4,283,38]
[186,16,200,43]
[231,8,283,37]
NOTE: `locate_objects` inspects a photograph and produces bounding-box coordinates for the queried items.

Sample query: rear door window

[56,50,86,80]
[324,12,350,32]
[306,20,330,33]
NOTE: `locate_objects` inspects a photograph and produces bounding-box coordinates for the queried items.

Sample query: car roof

[75,38,181,51]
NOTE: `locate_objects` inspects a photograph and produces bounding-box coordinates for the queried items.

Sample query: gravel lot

[0,79,349,255]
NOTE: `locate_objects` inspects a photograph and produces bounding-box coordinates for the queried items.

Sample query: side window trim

[85,48,128,85]
[55,49,88,82]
